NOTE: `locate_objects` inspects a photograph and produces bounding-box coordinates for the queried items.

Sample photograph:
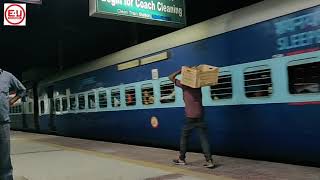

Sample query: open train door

[23,88,37,131]
[47,86,57,134]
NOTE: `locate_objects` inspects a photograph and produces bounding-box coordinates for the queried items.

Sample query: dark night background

[0,0,263,79]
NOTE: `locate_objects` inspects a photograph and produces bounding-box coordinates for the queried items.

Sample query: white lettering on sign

[118,9,129,15]
[135,0,155,11]
[274,11,320,51]
[92,0,186,27]
[124,0,134,7]
[139,12,151,18]
[157,2,183,17]
[4,3,26,26]
[102,0,123,6]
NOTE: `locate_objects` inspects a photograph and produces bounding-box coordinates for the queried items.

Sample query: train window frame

[62,97,68,112]
[98,90,108,109]
[244,65,273,99]
[125,86,136,106]
[10,105,19,114]
[18,104,22,113]
[12,104,22,114]
[69,95,77,111]
[160,80,176,104]
[141,83,155,106]
[55,98,61,112]
[111,88,121,108]
[78,94,86,110]
[88,92,96,110]
[210,71,233,101]
[287,59,320,95]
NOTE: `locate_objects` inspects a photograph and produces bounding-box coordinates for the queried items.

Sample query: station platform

[11,131,320,180]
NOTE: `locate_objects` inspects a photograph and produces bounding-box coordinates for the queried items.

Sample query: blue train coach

[11,0,320,166]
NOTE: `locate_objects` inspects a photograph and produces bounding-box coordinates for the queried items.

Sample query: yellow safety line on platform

[13,134,233,180]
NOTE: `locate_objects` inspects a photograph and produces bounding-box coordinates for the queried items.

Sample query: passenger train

[10,0,320,166]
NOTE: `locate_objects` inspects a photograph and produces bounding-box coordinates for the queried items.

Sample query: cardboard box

[181,65,219,88]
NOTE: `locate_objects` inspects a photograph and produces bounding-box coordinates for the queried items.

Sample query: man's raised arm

[169,69,181,83]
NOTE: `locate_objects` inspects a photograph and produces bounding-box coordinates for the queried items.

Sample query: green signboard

[89,0,186,28]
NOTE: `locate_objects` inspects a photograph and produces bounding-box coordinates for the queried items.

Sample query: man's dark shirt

[174,79,203,118]
[0,70,26,123]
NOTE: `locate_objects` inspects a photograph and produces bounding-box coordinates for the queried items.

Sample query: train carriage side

[9,89,37,131]
[37,3,320,166]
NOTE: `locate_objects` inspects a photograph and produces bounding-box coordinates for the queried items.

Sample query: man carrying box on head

[169,65,218,169]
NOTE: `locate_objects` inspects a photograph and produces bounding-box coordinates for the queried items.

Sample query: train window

[244,67,272,98]
[141,84,154,105]
[160,80,175,103]
[12,105,22,113]
[78,94,85,110]
[88,92,96,109]
[125,87,136,106]
[28,102,33,113]
[210,74,232,100]
[70,96,76,110]
[98,91,108,108]
[12,106,17,113]
[288,61,320,94]
[18,105,22,113]
[62,97,68,111]
[55,98,61,112]
[111,89,121,107]
[40,100,45,114]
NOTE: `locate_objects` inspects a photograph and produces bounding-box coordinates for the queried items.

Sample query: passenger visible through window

[160,80,175,103]
[55,98,61,112]
[98,91,108,108]
[78,94,85,110]
[70,96,76,110]
[88,92,96,109]
[244,68,272,98]
[210,74,232,100]
[11,105,22,114]
[10,106,19,114]
[111,89,121,107]
[288,61,320,94]
[62,97,68,111]
[142,84,154,105]
[125,87,136,106]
